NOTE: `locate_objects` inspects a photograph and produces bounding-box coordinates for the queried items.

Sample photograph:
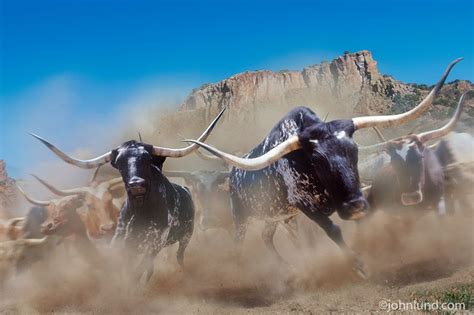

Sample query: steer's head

[17,184,85,236]
[110,141,164,203]
[40,195,84,236]
[298,120,367,219]
[360,90,471,206]
[164,170,229,230]
[386,136,426,205]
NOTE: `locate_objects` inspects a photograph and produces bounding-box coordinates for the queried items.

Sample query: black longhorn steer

[30,108,226,282]
[365,91,471,217]
[185,60,461,277]
[110,141,195,280]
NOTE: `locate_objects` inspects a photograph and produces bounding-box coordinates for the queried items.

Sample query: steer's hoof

[351,257,369,280]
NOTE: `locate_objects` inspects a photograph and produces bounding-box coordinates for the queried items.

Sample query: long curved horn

[31,174,86,196]
[29,133,112,169]
[16,184,51,206]
[359,90,472,153]
[357,143,387,155]
[184,135,301,171]
[361,185,372,192]
[109,182,125,192]
[372,127,386,142]
[356,127,387,153]
[105,177,123,187]
[152,107,226,157]
[177,133,222,162]
[427,141,440,150]
[162,170,193,180]
[352,58,462,130]
[24,237,48,246]
[89,166,102,183]
[418,90,472,142]
[195,148,222,161]
[8,217,25,226]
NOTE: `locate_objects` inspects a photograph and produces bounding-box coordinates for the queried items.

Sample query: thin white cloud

[257,50,338,71]
[2,73,199,179]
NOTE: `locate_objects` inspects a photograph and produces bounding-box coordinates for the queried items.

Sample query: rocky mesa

[178,50,473,128]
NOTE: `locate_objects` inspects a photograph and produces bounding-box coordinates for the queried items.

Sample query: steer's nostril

[100,223,114,232]
[128,176,147,196]
[47,223,54,230]
[128,176,145,187]
[353,199,368,211]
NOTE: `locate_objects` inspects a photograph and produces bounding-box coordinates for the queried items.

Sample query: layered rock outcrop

[179,51,422,122]
[0,160,16,218]
[167,50,472,151]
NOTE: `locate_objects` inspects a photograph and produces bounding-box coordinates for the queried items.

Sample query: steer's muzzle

[128,176,147,196]
[41,222,57,235]
[100,222,115,234]
[338,197,369,220]
[401,190,423,206]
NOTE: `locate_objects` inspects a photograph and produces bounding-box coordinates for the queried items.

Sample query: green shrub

[390,93,422,114]
[410,284,474,311]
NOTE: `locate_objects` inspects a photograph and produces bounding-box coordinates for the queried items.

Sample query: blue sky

[1,0,473,177]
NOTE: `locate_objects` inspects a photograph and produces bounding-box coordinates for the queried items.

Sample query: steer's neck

[125,168,177,227]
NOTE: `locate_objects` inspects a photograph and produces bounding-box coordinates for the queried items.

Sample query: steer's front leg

[302,208,368,279]
[111,203,133,246]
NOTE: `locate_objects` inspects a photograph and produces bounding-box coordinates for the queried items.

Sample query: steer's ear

[151,156,166,170]
[410,135,424,151]
[110,149,119,168]
[144,144,166,169]
[344,120,356,137]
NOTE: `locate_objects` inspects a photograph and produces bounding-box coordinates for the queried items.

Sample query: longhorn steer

[433,132,474,214]
[0,237,49,286]
[365,91,471,217]
[16,185,104,266]
[185,60,461,277]
[31,174,125,239]
[0,206,52,283]
[31,108,225,282]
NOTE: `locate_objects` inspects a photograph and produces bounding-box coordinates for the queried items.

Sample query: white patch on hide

[396,144,410,161]
[334,130,346,140]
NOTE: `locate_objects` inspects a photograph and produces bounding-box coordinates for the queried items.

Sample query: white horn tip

[29,132,54,148]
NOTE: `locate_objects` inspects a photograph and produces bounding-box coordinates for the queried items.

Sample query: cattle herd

[1,58,473,288]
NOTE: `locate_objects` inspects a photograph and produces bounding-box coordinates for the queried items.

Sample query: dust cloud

[1,202,472,313]
[2,88,473,314]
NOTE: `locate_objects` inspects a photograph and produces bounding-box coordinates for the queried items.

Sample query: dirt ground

[1,204,473,314]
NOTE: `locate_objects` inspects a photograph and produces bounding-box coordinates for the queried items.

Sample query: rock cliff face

[180,51,420,121]
[178,50,472,125]
[0,160,17,218]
